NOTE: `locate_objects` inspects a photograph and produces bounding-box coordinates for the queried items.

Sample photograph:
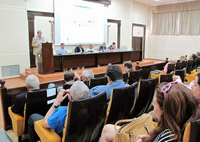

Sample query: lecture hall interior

[0,0,200,141]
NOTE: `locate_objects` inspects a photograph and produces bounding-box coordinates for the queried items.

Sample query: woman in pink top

[149,59,177,78]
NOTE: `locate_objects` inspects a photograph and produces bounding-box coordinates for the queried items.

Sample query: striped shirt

[153,129,175,142]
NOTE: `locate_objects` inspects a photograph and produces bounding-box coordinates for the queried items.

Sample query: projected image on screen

[54,0,107,45]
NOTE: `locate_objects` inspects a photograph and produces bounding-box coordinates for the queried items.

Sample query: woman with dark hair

[100,82,200,142]
[189,54,198,60]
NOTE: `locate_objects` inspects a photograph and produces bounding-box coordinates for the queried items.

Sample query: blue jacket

[89,80,129,100]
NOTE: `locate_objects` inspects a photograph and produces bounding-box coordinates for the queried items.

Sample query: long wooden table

[54,51,142,72]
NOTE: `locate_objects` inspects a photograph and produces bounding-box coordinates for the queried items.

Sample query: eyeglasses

[161,81,178,98]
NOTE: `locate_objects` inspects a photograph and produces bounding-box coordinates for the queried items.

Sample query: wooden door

[132,37,143,51]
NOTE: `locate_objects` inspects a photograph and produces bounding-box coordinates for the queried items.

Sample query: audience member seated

[173,74,200,100]
[57,71,74,93]
[89,65,129,100]
[149,59,177,78]
[124,61,134,73]
[75,43,84,53]
[86,44,94,53]
[100,82,200,142]
[28,81,89,142]
[99,42,107,51]
[189,54,197,61]
[56,43,67,55]
[180,55,187,62]
[108,42,117,50]
[11,75,40,116]
[196,52,200,58]
[74,70,94,88]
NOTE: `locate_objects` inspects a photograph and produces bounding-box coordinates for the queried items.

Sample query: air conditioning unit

[83,0,111,5]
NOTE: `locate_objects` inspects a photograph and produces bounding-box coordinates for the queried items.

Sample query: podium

[38,43,54,74]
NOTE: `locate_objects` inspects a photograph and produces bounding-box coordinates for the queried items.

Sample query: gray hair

[170,58,177,64]
[82,70,94,80]
[70,81,89,100]
[25,74,40,89]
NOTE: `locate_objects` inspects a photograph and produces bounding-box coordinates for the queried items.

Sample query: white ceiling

[133,0,196,6]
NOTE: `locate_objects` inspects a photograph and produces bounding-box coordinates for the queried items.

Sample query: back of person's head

[169,58,177,64]
[82,70,94,81]
[69,81,89,100]
[124,62,132,69]
[180,56,187,62]
[106,65,123,82]
[64,71,74,82]
[196,52,200,57]
[112,42,116,45]
[25,74,40,89]
[192,54,198,60]
[145,82,200,141]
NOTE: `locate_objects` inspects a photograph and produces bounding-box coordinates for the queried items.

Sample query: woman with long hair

[100,82,200,142]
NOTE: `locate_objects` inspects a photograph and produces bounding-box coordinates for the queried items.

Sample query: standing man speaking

[31,30,46,68]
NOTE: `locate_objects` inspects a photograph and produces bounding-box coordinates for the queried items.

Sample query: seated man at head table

[56,43,67,55]
[75,43,84,53]
[124,61,134,73]
[74,70,94,88]
[108,42,117,50]
[86,44,94,53]
[99,42,107,51]
[57,71,74,93]
[28,81,89,142]
[89,65,129,100]
[11,75,40,116]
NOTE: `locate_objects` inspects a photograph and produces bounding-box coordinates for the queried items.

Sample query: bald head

[25,75,40,90]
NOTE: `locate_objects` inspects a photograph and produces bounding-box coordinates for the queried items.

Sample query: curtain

[152,1,200,14]
[152,12,178,35]
[179,10,200,35]
[152,1,200,35]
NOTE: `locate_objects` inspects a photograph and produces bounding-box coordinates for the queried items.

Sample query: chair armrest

[183,122,191,142]
[186,74,196,84]
[159,72,165,75]
[150,74,159,79]
[191,71,196,75]
[8,107,24,137]
[153,122,158,128]
[35,119,61,142]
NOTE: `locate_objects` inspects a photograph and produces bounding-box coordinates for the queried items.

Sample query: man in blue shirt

[28,81,89,142]
[57,43,67,55]
[89,65,129,100]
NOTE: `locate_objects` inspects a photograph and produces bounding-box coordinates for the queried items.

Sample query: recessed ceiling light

[155,0,160,1]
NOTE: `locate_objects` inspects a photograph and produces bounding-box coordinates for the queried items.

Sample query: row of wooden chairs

[8,87,58,141]
[34,76,160,142]
[34,76,200,142]
[8,75,159,142]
